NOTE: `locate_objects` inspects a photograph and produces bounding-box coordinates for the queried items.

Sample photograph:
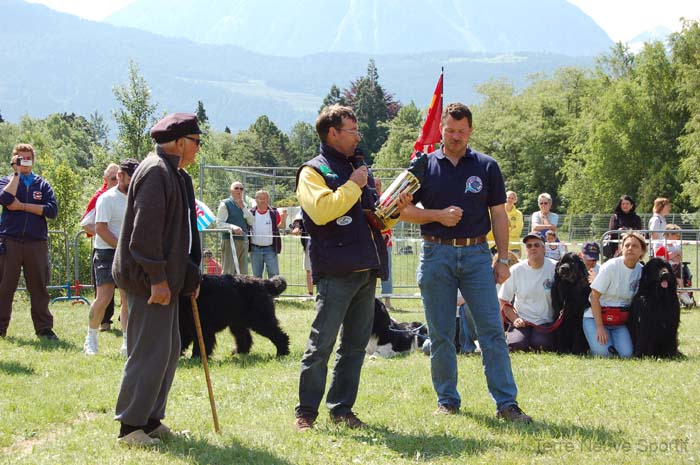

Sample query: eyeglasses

[525,242,544,249]
[339,128,362,137]
[232,187,244,191]
[184,136,201,146]
[539,202,550,205]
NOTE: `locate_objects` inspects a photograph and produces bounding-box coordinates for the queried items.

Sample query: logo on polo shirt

[336,216,352,226]
[33,191,43,200]
[465,176,483,193]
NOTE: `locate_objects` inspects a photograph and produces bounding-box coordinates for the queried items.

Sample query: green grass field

[1,294,699,464]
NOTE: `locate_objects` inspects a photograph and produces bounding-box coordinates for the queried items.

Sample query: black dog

[366,299,428,357]
[628,258,681,358]
[551,252,590,354]
[179,274,290,358]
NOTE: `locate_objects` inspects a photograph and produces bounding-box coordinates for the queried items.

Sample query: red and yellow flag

[413,72,443,156]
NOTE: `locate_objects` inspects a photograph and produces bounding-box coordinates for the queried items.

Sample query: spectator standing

[399,102,531,423]
[203,250,222,275]
[249,190,286,278]
[80,163,120,331]
[112,113,202,446]
[605,194,642,259]
[648,197,670,241]
[530,193,558,239]
[0,144,59,340]
[216,181,253,275]
[83,159,139,356]
[505,191,524,256]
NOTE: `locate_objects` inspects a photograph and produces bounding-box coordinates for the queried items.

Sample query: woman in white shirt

[531,193,558,239]
[583,232,646,357]
[648,197,670,241]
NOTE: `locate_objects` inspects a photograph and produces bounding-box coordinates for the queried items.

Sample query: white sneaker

[83,333,98,355]
[680,293,694,306]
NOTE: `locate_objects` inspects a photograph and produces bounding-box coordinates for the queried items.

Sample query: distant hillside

[106,0,612,56]
[1,0,596,132]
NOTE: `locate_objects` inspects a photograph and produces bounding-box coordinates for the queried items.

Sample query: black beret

[150,113,202,144]
[119,158,140,177]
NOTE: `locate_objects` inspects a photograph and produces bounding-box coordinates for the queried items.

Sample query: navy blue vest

[296,145,387,283]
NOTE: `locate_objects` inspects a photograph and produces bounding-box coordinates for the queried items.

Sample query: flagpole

[440,66,444,118]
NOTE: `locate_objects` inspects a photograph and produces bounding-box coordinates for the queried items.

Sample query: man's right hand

[231,225,243,235]
[349,165,368,189]
[437,206,463,227]
[148,281,171,306]
[234,197,245,209]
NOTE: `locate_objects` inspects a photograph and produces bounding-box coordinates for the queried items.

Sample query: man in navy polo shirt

[400,102,531,422]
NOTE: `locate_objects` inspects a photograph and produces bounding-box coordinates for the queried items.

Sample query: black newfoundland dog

[366,299,428,357]
[179,274,290,358]
[551,252,590,354]
[628,258,681,358]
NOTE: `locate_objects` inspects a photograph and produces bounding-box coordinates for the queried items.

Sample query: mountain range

[105,0,612,56]
[1,0,606,132]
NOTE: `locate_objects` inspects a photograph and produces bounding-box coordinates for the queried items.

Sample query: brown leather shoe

[330,411,366,429]
[294,415,315,432]
[117,429,161,447]
[496,404,532,423]
[434,404,460,415]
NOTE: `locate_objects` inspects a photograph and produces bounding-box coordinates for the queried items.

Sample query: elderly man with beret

[112,113,202,446]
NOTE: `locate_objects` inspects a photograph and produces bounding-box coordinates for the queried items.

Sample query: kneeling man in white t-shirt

[498,233,557,352]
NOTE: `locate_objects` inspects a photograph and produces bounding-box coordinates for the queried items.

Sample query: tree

[249,115,291,166]
[196,100,209,125]
[320,84,347,111]
[0,109,4,123]
[373,102,422,168]
[112,61,157,159]
[88,111,110,149]
[287,122,319,167]
[343,60,401,162]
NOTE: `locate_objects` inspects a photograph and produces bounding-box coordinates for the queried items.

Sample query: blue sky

[24,0,700,42]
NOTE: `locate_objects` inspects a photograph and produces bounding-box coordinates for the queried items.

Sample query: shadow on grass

[178,352,292,369]
[277,299,314,310]
[0,360,35,375]
[5,336,78,351]
[351,424,506,459]
[461,411,624,445]
[162,434,293,465]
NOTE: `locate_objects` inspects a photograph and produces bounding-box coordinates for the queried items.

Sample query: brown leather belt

[422,235,487,247]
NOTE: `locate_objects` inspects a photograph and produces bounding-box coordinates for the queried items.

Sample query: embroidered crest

[336,216,352,226]
[465,176,483,194]
[319,164,338,179]
[33,191,42,201]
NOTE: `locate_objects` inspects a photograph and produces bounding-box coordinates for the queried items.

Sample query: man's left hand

[494,262,510,284]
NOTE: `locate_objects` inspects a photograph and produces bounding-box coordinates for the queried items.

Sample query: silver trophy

[372,152,428,228]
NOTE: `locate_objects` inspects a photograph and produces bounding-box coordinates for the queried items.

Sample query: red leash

[501,302,564,333]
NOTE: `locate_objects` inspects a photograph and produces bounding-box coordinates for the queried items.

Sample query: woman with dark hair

[605,195,642,258]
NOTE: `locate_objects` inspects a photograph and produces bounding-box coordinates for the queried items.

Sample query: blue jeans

[250,245,279,278]
[418,241,518,410]
[296,271,376,418]
[582,317,633,358]
[458,303,478,353]
[381,246,393,296]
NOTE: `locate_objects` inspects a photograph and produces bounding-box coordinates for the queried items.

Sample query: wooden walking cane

[191,294,221,433]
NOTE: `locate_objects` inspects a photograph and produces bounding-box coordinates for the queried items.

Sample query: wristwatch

[497,257,509,265]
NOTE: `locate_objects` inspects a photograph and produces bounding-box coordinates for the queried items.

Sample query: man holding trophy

[399,103,532,423]
[294,105,399,431]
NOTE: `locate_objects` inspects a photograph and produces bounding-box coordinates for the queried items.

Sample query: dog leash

[501,302,564,333]
[388,323,426,334]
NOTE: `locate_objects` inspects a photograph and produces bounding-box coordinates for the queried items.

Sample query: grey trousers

[115,292,180,426]
[222,237,249,275]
